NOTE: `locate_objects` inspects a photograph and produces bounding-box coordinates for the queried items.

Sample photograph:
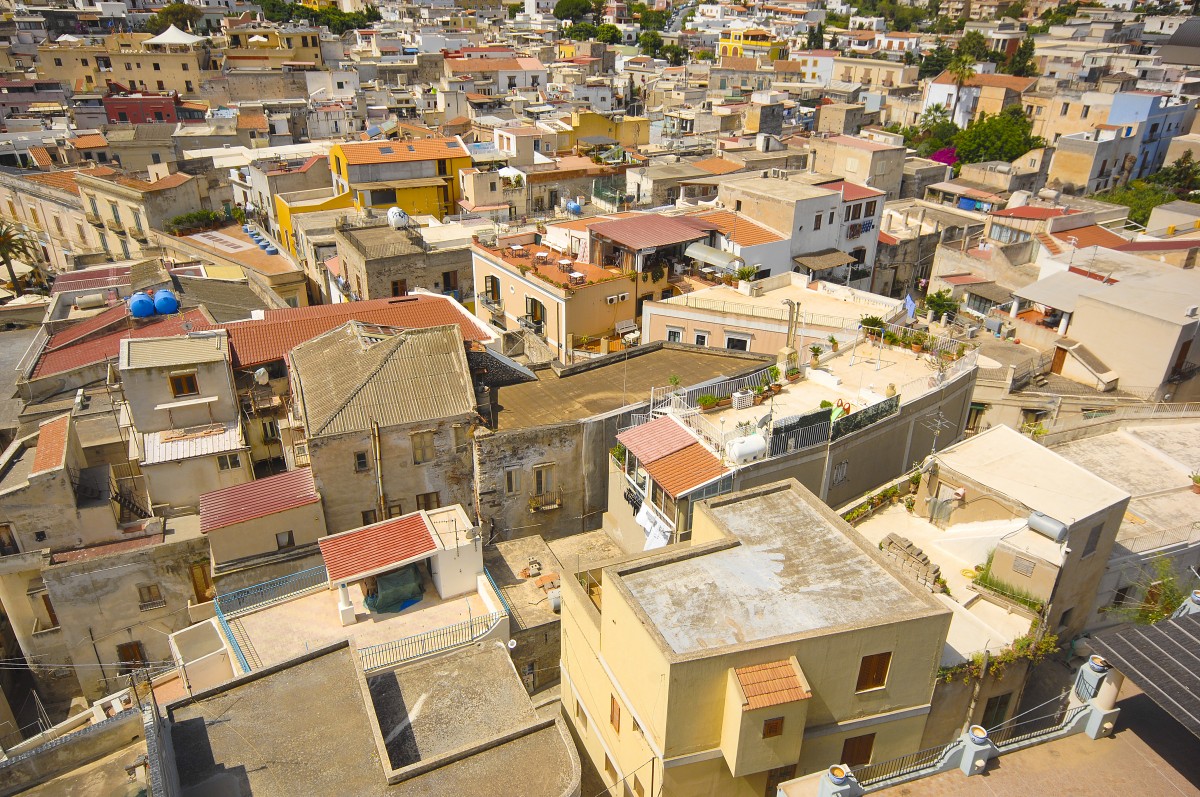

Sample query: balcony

[105,218,125,234]
[517,315,545,336]
[129,227,148,242]
[477,293,502,315]
[139,597,168,612]
[527,488,563,513]
[85,212,103,226]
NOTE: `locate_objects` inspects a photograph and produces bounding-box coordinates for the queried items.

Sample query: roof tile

[200,468,319,533]
[31,414,70,473]
[319,512,437,583]
[337,138,468,165]
[643,443,728,499]
[735,660,810,710]
[617,416,696,464]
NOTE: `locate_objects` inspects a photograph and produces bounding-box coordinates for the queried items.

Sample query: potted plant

[827,333,839,353]
[786,366,801,382]
[809,343,823,367]
[697,394,719,412]
[752,385,766,405]
[767,365,781,384]
[860,314,884,340]
[904,495,916,513]
[909,472,922,493]
[1191,472,1200,494]
[668,374,682,395]
[910,331,926,353]
[717,394,733,407]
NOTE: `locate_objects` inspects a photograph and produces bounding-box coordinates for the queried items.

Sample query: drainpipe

[371,421,385,519]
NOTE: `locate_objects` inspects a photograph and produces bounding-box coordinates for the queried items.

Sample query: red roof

[51,265,131,294]
[31,414,70,473]
[210,295,487,368]
[43,303,129,351]
[643,443,728,499]
[323,255,342,279]
[991,206,1070,220]
[942,273,989,285]
[200,468,320,534]
[51,532,163,564]
[1052,224,1129,250]
[616,415,696,464]
[588,214,715,251]
[820,180,884,201]
[319,512,437,583]
[735,660,811,710]
[31,308,209,379]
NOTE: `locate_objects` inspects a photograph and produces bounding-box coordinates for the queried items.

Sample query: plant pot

[827,765,849,786]
[1192,483,1200,494]
[699,404,718,413]
[911,344,923,353]
[811,357,820,368]
[753,395,764,406]
[717,398,732,407]
[786,372,801,382]
[830,342,839,353]
[891,495,899,504]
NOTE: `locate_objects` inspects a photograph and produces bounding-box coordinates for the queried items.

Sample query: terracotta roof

[717,56,759,72]
[51,532,163,564]
[942,273,989,285]
[589,213,714,251]
[819,179,884,201]
[878,231,899,245]
[31,308,210,378]
[616,415,696,464]
[991,206,1070,220]
[28,146,52,168]
[31,414,70,473]
[336,138,468,165]
[44,303,129,350]
[735,660,811,710]
[200,468,320,534]
[1052,224,1129,250]
[319,512,437,583]
[643,443,728,498]
[25,165,116,196]
[692,157,744,176]
[70,133,109,149]
[695,209,784,246]
[446,57,545,74]
[236,110,268,131]
[211,294,487,368]
[50,263,130,293]
[1036,232,1064,256]
[931,71,1038,92]
[323,254,342,278]
[1115,239,1200,252]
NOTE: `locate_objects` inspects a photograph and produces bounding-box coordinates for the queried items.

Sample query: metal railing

[1116,520,1200,555]
[851,740,956,787]
[528,488,563,512]
[358,611,505,673]
[213,601,250,675]
[993,705,1087,749]
[214,565,328,618]
[657,293,871,331]
[1074,670,1099,703]
[483,567,514,616]
[138,598,167,612]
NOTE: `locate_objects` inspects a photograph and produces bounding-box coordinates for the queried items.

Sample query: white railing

[1117,520,1200,555]
[890,348,979,405]
[1043,399,1200,432]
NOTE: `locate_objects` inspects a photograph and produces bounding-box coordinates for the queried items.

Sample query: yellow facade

[37,35,213,96]
[718,30,789,60]
[274,189,354,257]
[326,142,471,216]
[567,110,652,150]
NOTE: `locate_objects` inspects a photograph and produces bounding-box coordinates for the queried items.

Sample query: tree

[639,8,669,29]
[919,43,953,80]
[660,43,687,65]
[564,21,597,39]
[1149,151,1200,196]
[144,2,203,34]
[956,30,990,60]
[596,23,622,44]
[507,2,523,18]
[0,222,37,298]
[1094,181,1175,226]
[695,49,716,61]
[638,30,663,57]
[553,0,593,21]
[1104,559,1188,625]
[1001,36,1037,76]
[919,103,950,130]
[953,104,1045,166]
[805,22,825,49]
[946,54,977,124]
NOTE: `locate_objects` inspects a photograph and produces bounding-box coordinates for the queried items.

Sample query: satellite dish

[254,367,269,385]
[181,320,194,333]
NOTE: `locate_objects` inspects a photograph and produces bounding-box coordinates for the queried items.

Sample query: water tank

[242,224,251,233]
[387,206,409,229]
[265,246,278,255]
[129,292,155,318]
[153,289,179,315]
[725,433,768,465]
[74,293,106,310]
[258,240,270,249]
[1028,511,1068,543]
[566,200,582,215]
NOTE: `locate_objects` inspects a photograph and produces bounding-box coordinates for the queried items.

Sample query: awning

[684,242,741,270]
[793,248,855,271]
[355,177,448,190]
[318,513,438,584]
[1090,611,1200,739]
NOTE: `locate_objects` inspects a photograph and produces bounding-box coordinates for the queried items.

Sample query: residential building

[75,167,204,260]
[874,199,986,298]
[327,137,472,216]
[101,87,207,125]
[923,71,1039,129]
[0,166,113,276]
[805,134,906,201]
[36,30,214,98]
[238,155,331,244]
[333,215,473,302]
[718,29,789,61]
[561,479,952,794]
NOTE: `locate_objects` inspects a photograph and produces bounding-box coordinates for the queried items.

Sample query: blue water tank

[129,292,155,318]
[153,289,179,315]
[566,200,582,215]
[242,224,251,233]
[265,246,278,255]
[258,240,270,249]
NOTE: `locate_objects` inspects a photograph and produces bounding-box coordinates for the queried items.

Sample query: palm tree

[0,221,38,298]
[946,55,977,127]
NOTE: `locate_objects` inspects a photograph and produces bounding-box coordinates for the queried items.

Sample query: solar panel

[1091,614,1200,739]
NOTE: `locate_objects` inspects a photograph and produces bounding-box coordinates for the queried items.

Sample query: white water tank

[726,433,768,465]
[1028,511,1068,543]
[75,293,105,310]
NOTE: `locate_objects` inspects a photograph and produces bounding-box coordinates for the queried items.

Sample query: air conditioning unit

[618,292,629,301]
[606,295,618,305]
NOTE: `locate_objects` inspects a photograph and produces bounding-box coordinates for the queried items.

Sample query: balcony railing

[358,611,505,673]
[528,488,563,512]
[85,212,102,226]
[518,315,545,336]
[138,597,167,612]
[214,565,328,618]
[477,293,502,314]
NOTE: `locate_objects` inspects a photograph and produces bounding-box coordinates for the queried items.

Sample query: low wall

[0,709,144,796]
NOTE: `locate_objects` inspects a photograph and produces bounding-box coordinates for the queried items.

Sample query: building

[923,72,1039,129]
[333,215,473,302]
[75,167,205,260]
[718,29,789,61]
[561,479,952,794]
[101,87,207,125]
[805,134,906,201]
[327,137,472,216]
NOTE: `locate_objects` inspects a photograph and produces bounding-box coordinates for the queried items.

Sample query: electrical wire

[590,756,656,797]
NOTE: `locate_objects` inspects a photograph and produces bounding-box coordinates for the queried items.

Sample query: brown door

[41,595,57,628]
[1173,339,1192,373]
[1051,346,1067,375]
[840,733,876,768]
[190,562,213,603]
[117,641,147,674]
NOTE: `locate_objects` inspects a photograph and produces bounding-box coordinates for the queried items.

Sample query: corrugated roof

[819,179,884,201]
[141,420,244,465]
[31,414,70,473]
[616,416,696,464]
[319,512,437,583]
[1052,224,1129,250]
[31,308,211,379]
[121,332,228,369]
[336,138,468,165]
[931,71,1038,92]
[735,660,811,710]
[288,323,475,438]
[991,206,1070,220]
[692,158,745,176]
[643,443,728,499]
[695,209,785,246]
[44,303,129,350]
[200,467,319,533]
[589,213,714,251]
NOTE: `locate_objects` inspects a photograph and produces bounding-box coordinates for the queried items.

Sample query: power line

[590,756,656,797]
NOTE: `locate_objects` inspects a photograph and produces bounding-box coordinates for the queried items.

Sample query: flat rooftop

[484,536,564,631]
[618,481,946,656]
[173,224,302,278]
[494,345,771,430]
[20,740,149,797]
[655,276,901,327]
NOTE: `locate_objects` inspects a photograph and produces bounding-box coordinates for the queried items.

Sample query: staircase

[226,618,263,671]
[114,487,152,521]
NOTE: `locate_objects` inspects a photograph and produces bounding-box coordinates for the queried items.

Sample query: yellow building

[566,109,651,150]
[37,32,214,96]
[327,138,472,216]
[719,29,789,61]
[274,187,354,258]
[220,25,326,71]
[560,480,951,796]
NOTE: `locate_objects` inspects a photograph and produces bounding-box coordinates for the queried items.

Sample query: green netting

[364,563,424,613]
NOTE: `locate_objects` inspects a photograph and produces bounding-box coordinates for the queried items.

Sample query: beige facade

[0,170,105,276]
[831,57,918,89]
[561,480,951,796]
[806,135,905,201]
[37,34,215,97]
[76,169,203,260]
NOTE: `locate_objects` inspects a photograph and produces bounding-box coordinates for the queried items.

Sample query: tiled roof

[31,414,70,473]
[942,273,989,285]
[588,213,714,251]
[31,308,210,379]
[323,255,342,278]
[643,443,728,499]
[236,111,268,131]
[24,165,116,196]
[29,146,52,168]
[1036,233,1064,256]
[692,157,744,176]
[200,468,319,534]
[1052,224,1129,250]
[446,57,544,74]
[931,71,1038,92]
[617,416,696,464]
[141,420,244,465]
[735,660,811,710]
[819,179,884,201]
[70,132,109,149]
[319,512,437,583]
[337,138,468,165]
[717,56,759,72]
[50,532,163,564]
[695,209,785,246]
[44,303,129,350]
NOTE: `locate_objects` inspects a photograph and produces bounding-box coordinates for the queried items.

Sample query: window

[762,717,784,738]
[694,332,708,347]
[981,692,1012,729]
[666,326,683,343]
[1058,607,1074,630]
[153,62,161,71]
[275,530,295,549]
[391,279,407,297]
[132,210,144,233]
[575,698,588,733]
[217,453,241,471]
[505,467,521,495]
[362,509,378,525]
[534,463,555,495]
[411,430,436,464]
[1082,524,1102,557]
[137,583,163,610]
[856,651,891,692]
[156,80,165,91]
[1110,584,1132,609]
[182,62,189,71]
[840,733,875,767]
[610,695,621,732]
[53,58,62,67]
[1081,105,1089,119]
[354,451,370,472]
[169,373,198,396]
[483,275,501,302]
[185,81,194,93]
[1012,555,1036,577]
[633,774,646,797]
[1060,102,1069,116]
[734,200,742,212]
[724,333,750,351]
[416,492,440,511]
[865,200,877,216]
[814,213,822,231]
[766,766,797,797]
[116,641,147,675]
[604,754,617,782]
